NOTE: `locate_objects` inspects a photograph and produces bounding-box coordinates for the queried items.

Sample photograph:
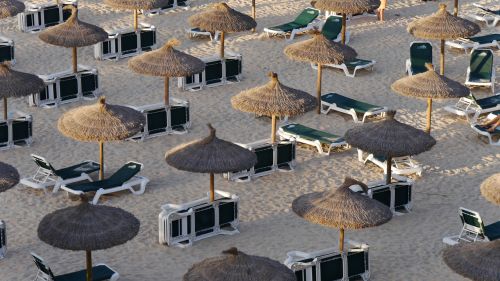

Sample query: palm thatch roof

[58,96,145,142]
[480,173,500,206]
[0,161,19,193]
[128,39,205,77]
[284,32,357,64]
[0,0,25,19]
[443,240,500,281]
[184,247,296,281]
[0,64,45,98]
[292,177,392,229]
[165,124,257,174]
[391,64,469,99]
[104,0,169,10]
[344,111,436,157]
[231,72,316,117]
[38,200,140,251]
[314,0,379,14]
[38,6,108,48]
[407,4,480,40]
[188,3,256,33]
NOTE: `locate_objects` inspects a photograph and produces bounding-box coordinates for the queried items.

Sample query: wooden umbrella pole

[251,0,256,32]
[440,39,445,76]
[341,14,347,44]
[386,156,392,185]
[209,173,215,202]
[99,141,104,180]
[316,63,322,114]
[164,76,170,106]
[72,47,77,73]
[339,228,345,252]
[86,250,92,281]
[220,32,225,59]
[454,0,458,16]
[134,9,138,31]
[3,97,7,120]
[426,98,432,134]
[271,114,277,143]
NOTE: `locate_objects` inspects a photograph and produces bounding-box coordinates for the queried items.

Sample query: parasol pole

[3,97,7,120]
[339,228,344,252]
[164,76,170,106]
[426,98,432,134]
[341,14,347,44]
[386,156,392,185]
[86,250,93,281]
[271,114,277,143]
[453,0,458,16]
[220,32,225,58]
[440,39,445,75]
[72,47,77,73]
[209,173,214,202]
[316,63,322,114]
[251,0,256,32]
[134,9,138,31]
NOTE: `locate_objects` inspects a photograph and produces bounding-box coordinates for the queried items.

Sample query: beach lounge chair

[20,154,100,192]
[406,41,432,76]
[315,58,376,78]
[186,28,220,42]
[468,3,500,27]
[320,93,388,123]
[18,0,77,33]
[31,253,119,281]
[0,111,33,150]
[140,0,189,16]
[278,123,348,155]
[284,241,370,281]
[319,15,350,43]
[444,94,500,121]
[0,36,15,64]
[471,111,500,146]
[357,150,423,176]
[263,8,320,41]
[159,190,239,248]
[465,49,495,94]
[350,177,413,213]
[446,34,500,54]
[60,161,149,204]
[442,207,500,245]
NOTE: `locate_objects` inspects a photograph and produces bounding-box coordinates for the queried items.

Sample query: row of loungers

[18,0,76,33]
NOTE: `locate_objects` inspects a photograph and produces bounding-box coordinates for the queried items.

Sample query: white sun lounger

[278,123,349,155]
[446,34,500,54]
[444,94,500,122]
[357,150,423,176]
[468,3,500,27]
[442,207,500,245]
[186,28,220,42]
[263,8,320,41]
[313,58,376,78]
[321,93,388,123]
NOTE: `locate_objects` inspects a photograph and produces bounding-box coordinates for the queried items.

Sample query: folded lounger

[315,58,376,78]
[31,253,119,281]
[446,33,500,54]
[469,3,500,27]
[471,111,500,146]
[186,27,220,42]
[20,154,100,192]
[357,150,423,176]
[320,15,350,43]
[60,161,149,204]
[263,8,320,41]
[320,93,388,123]
[278,123,348,155]
[465,49,495,94]
[406,41,432,76]
[444,94,500,122]
[442,207,500,245]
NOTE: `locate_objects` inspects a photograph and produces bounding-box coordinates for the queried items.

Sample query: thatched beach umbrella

[0,0,25,19]
[184,247,296,281]
[345,111,436,184]
[128,39,205,106]
[0,161,19,193]
[293,177,392,252]
[443,240,500,281]
[407,4,480,75]
[314,0,379,44]
[391,63,469,133]
[231,72,316,142]
[58,97,145,180]
[104,0,168,31]
[188,3,256,58]
[480,173,500,206]
[38,6,108,73]
[284,33,357,114]
[38,199,140,281]
[0,64,44,120]
[166,124,257,202]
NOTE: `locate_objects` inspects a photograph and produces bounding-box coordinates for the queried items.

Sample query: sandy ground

[0,0,499,280]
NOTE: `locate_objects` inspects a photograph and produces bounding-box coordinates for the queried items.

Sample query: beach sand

[0,0,499,280]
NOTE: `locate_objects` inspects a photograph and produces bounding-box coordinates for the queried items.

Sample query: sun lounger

[159,190,239,248]
[357,149,423,176]
[0,36,15,65]
[446,34,500,54]
[444,93,500,122]
[468,3,500,27]
[186,28,220,42]
[470,111,500,146]
[20,154,100,192]
[278,123,348,155]
[442,207,500,245]
[31,253,119,281]
[18,0,77,33]
[406,41,432,76]
[284,241,370,281]
[465,49,495,94]
[0,111,32,151]
[319,15,350,43]
[326,9,377,21]
[60,162,149,204]
[140,0,189,16]
[320,93,388,123]
[263,8,320,41]
[315,58,375,78]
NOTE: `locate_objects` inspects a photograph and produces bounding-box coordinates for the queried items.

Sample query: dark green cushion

[66,162,141,192]
[469,50,493,82]
[268,8,318,32]
[281,123,343,145]
[484,221,500,240]
[469,34,500,44]
[344,58,373,69]
[322,16,342,41]
[321,93,382,113]
[268,22,304,32]
[54,265,116,281]
[410,42,432,75]
[55,161,100,180]
[475,94,500,109]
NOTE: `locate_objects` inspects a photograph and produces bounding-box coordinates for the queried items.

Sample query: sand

[0,0,499,280]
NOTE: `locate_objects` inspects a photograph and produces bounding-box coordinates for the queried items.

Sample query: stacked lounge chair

[321,93,388,123]
[465,49,495,94]
[0,36,15,65]
[0,111,33,150]
[263,8,320,41]
[406,41,432,76]
[446,33,500,54]
[442,207,500,245]
[18,0,77,33]
[278,123,348,155]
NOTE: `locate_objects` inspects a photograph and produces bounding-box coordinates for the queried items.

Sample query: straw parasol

[407,4,480,75]
[314,0,379,44]
[188,3,256,58]
[58,96,145,180]
[128,39,205,106]
[391,63,469,133]
[345,110,436,184]
[104,0,168,31]
[231,72,316,142]
[443,240,500,281]
[184,247,296,281]
[165,124,257,202]
[0,161,19,193]
[480,173,500,206]
[0,63,45,120]
[38,6,108,73]
[292,177,392,252]
[38,198,140,281]
[0,0,25,19]
[284,33,357,114]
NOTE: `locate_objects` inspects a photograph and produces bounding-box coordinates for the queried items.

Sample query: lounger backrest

[107,161,143,185]
[322,16,342,41]
[194,205,216,236]
[0,122,8,144]
[410,42,432,74]
[254,145,274,173]
[459,207,485,235]
[293,8,319,26]
[469,49,493,81]
[394,183,411,209]
[170,105,189,128]
[31,154,57,174]
[319,253,343,280]
[347,250,368,278]
[31,253,56,280]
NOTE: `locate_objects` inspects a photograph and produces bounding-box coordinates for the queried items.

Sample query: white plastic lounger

[357,150,423,176]
[470,111,500,146]
[442,207,500,245]
[186,28,220,42]
[468,3,500,27]
[278,123,349,155]
[444,94,500,121]
[446,34,500,54]
[321,93,388,123]
[263,8,320,41]
[314,58,375,78]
